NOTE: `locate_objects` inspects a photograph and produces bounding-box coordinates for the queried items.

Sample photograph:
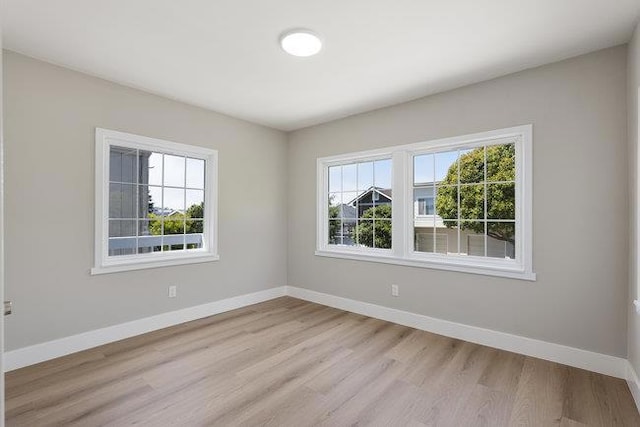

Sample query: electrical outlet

[391,284,399,297]
[168,285,177,298]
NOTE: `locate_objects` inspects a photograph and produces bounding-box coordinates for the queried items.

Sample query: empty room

[2,0,640,425]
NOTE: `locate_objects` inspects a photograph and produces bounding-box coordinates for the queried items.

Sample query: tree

[353,204,392,248]
[435,144,515,243]
[328,196,341,244]
[148,202,205,236]
[186,202,204,220]
[186,202,204,234]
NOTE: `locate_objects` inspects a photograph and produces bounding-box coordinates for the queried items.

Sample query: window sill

[91,253,220,275]
[315,249,536,281]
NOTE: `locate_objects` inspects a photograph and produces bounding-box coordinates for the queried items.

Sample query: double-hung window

[317,125,534,280]
[326,158,393,250]
[93,128,218,274]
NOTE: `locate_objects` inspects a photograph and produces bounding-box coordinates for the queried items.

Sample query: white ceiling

[3,1,640,131]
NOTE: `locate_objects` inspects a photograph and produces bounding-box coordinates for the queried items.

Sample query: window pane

[186,158,205,189]
[459,184,485,220]
[461,221,485,256]
[342,164,357,191]
[414,154,434,185]
[487,222,515,259]
[139,185,162,219]
[186,190,204,218]
[137,220,162,254]
[109,183,136,218]
[357,189,375,219]
[439,221,459,254]
[186,220,204,249]
[109,146,137,183]
[139,151,163,185]
[374,220,392,249]
[414,187,434,216]
[108,220,137,256]
[163,154,185,187]
[459,147,485,184]
[435,185,458,219]
[139,218,162,236]
[329,193,342,219]
[415,228,435,253]
[343,192,357,214]
[487,143,515,182]
[329,219,342,244]
[109,219,136,237]
[342,220,356,246]
[435,231,450,255]
[373,191,392,219]
[162,216,185,251]
[329,192,342,208]
[109,247,136,256]
[357,162,374,191]
[186,219,204,234]
[329,166,342,193]
[340,203,356,220]
[355,219,374,248]
[163,188,185,213]
[435,150,458,183]
[487,183,515,220]
[374,159,392,189]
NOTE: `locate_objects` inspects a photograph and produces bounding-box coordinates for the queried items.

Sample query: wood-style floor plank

[6,297,640,426]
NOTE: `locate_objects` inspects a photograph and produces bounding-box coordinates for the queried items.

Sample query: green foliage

[186,202,204,220]
[328,196,341,244]
[354,204,392,248]
[148,202,205,236]
[435,144,515,243]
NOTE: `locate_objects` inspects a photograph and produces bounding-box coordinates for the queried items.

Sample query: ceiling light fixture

[279,30,322,57]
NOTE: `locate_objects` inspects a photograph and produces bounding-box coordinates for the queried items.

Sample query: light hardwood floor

[6,297,640,426]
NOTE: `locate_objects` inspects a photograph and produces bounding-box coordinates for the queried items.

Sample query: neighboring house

[153,208,184,217]
[349,187,392,217]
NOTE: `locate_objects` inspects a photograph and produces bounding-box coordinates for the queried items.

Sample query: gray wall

[288,46,629,357]
[628,23,640,375]
[3,51,288,351]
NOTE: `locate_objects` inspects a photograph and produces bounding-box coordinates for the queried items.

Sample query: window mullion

[391,150,405,257]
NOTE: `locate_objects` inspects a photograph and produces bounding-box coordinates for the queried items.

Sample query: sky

[329,159,392,197]
[414,148,474,185]
[146,153,205,211]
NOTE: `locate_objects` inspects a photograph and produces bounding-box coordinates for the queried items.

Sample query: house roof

[348,186,392,205]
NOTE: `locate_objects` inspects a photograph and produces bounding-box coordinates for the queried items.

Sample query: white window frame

[316,125,535,281]
[92,128,219,275]
[317,152,396,258]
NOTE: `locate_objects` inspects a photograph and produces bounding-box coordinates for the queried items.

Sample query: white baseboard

[628,361,640,413]
[285,286,628,379]
[3,285,631,382]
[4,286,286,372]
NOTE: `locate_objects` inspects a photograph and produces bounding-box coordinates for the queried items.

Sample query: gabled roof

[348,186,392,205]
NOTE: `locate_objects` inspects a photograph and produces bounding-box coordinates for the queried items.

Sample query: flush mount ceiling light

[279,30,322,57]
